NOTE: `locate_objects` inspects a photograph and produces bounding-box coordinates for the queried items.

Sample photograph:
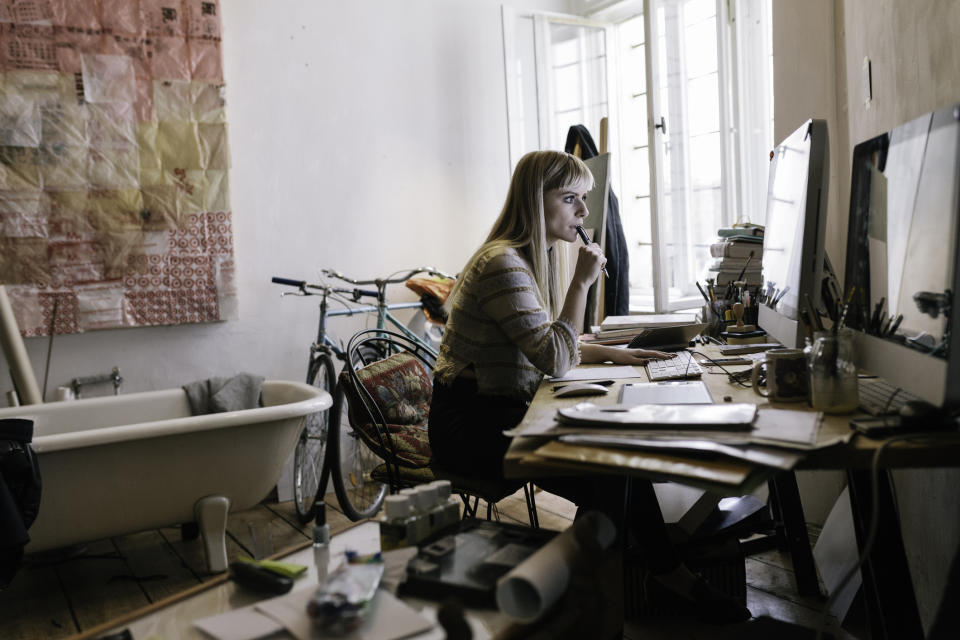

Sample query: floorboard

[54,538,150,631]
[0,563,76,639]
[0,495,866,640]
[112,530,201,603]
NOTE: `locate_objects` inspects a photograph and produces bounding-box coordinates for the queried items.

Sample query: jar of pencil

[808,329,859,413]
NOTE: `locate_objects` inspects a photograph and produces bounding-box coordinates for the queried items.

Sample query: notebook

[627,323,708,350]
[619,380,713,405]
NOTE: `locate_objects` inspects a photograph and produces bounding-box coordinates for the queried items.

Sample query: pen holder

[808,329,859,413]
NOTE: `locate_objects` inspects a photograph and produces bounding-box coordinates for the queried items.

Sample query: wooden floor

[1,489,866,640]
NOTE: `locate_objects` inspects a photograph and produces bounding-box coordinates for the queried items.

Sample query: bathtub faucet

[70,367,123,399]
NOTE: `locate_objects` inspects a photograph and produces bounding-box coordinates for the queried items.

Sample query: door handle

[654,116,667,135]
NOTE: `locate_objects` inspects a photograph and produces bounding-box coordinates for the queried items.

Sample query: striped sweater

[434,247,580,401]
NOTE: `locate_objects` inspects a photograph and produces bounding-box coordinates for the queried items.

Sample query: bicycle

[272,267,453,522]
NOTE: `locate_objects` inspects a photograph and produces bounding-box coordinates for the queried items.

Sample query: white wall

[1,0,574,398]
[770,0,847,528]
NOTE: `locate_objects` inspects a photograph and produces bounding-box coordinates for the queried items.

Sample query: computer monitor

[843,103,960,408]
[757,119,830,348]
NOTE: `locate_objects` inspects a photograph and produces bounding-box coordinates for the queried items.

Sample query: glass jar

[808,329,859,413]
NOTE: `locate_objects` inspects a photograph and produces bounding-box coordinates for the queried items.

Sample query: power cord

[814,429,960,640]
[689,350,754,388]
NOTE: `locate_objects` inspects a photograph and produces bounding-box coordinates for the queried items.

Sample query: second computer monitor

[842,102,960,408]
[757,119,830,348]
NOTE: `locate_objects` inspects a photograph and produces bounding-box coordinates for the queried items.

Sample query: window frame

[502,0,772,313]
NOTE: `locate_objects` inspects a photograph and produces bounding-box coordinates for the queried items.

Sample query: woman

[428,150,750,623]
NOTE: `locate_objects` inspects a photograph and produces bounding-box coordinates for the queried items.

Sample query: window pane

[623,193,652,244]
[683,8,717,79]
[620,13,645,46]
[622,97,648,148]
[686,73,719,135]
[553,64,583,113]
[505,15,539,163]
[684,0,715,26]
[549,22,607,150]
[688,131,721,187]
[622,147,651,198]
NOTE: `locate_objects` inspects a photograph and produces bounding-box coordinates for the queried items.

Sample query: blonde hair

[458,151,594,317]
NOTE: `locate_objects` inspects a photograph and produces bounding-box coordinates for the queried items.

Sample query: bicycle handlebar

[271,276,378,300]
[321,267,454,286]
[271,276,305,288]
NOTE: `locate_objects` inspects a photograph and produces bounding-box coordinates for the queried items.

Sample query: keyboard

[858,377,921,415]
[646,350,704,381]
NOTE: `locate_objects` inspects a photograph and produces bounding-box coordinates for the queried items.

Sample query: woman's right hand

[572,243,606,287]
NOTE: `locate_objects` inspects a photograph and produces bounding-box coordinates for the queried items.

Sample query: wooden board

[112,530,202,603]
[0,563,76,639]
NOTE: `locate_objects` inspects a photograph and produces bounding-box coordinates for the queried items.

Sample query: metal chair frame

[342,328,539,527]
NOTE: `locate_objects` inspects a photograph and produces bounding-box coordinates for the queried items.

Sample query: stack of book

[583,313,697,345]
[708,225,764,287]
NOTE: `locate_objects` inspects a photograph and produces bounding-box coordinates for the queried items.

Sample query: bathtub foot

[194,495,231,573]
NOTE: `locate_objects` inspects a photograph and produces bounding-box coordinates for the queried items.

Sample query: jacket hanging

[565,125,631,317]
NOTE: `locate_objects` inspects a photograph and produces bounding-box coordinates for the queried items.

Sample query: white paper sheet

[547,365,641,382]
[194,586,435,640]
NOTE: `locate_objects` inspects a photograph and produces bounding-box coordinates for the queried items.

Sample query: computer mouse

[553,382,611,398]
[898,399,939,425]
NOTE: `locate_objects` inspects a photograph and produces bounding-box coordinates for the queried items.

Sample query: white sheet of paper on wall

[81,54,136,104]
[0,94,41,147]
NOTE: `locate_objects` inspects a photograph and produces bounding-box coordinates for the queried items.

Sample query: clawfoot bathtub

[1,380,330,572]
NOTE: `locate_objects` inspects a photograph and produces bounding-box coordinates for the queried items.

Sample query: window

[502,0,773,313]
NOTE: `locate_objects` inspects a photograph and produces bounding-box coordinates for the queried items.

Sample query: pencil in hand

[576,226,609,278]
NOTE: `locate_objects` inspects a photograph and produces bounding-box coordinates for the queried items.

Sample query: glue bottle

[312,501,331,584]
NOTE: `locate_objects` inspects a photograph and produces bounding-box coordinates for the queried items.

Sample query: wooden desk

[503,345,960,640]
[506,347,958,480]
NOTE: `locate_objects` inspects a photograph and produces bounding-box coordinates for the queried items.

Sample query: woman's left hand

[580,343,677,365]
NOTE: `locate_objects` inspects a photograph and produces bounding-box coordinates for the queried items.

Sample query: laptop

[627,323,708,351]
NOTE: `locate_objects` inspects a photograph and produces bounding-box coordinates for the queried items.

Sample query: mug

[751,349,808,402]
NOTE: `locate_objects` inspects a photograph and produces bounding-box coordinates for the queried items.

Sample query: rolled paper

[0,286,42,405]
[495,511,616,623]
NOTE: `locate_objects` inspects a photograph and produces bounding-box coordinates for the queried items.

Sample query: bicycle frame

[308,268,446,364]
[273,267,452,520]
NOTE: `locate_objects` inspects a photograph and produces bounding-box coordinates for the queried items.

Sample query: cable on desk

[814,429,960,640]
[688,351,754,388]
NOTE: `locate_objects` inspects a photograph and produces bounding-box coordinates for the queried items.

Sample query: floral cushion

[339,352,433,468]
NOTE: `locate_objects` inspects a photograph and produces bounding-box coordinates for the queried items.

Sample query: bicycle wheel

[293,354,335,523]
[329,384,388,520]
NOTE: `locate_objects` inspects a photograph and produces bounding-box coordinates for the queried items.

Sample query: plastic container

[312,501,331,584]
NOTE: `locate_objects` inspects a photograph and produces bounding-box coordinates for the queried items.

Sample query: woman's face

[543,180,590,245]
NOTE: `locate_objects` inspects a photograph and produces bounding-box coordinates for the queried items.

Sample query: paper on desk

[557,434,804,470]
[547,365,640,382]
[532,440,754,487]
[556,402,757,429]
[750,408,823,449]
[194,586,434,640]
[257,587,434,640]
[193,601,284,640]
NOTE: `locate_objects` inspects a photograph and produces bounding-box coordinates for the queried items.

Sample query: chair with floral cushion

[340,328,538,526]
